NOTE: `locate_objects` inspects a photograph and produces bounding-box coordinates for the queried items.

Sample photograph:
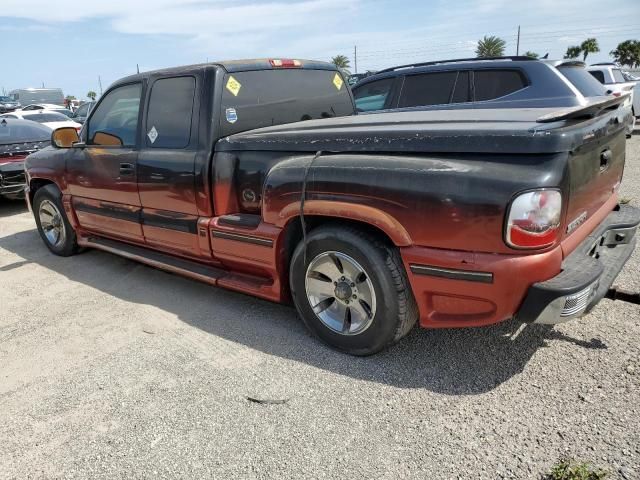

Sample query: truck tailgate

[561,115,626,248]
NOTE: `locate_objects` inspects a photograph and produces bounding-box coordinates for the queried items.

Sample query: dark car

[0,118,50,199]
[0,96,21,113]
[70,101,95,124]
[351,56,610,113]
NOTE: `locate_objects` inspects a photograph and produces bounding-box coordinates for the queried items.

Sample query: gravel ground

[1,134,639,480]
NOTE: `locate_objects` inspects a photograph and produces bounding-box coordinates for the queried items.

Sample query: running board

[78,235,279,301]
[80,236,226,285]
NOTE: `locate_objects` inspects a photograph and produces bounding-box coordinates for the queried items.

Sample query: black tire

[33,184,79,257]
[289,225,418,355]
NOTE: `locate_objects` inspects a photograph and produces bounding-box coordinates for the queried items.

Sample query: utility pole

[42,81,45,88]
[136,64,140,74]
[516,25,520,56]
[98,75,103,96]
[354,45,358,74]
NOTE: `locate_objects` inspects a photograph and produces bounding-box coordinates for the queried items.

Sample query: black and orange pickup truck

[25,58,640,355]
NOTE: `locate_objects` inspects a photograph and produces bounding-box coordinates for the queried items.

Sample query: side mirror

[51,127,80,148]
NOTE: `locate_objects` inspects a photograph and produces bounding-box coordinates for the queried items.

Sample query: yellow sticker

[333,73,344,90]
[226,76,241,96]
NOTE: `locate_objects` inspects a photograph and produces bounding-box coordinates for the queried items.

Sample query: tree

[65,95,76,100]
[87,91,97,101]
[610,39,640,68]
[475,36,506,58]
[523,51,539,59]
[580,38,599,61]
[331,55,351,71]
[564,45,582,59]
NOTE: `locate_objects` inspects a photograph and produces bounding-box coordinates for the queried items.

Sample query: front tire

[33,185,79,257]
[289,225,418,355]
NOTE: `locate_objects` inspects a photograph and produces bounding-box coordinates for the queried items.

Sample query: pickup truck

[25,58,640,355]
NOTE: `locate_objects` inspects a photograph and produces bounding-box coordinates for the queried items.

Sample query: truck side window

[353,78,394,111]
[87,83,141,147]
[451,71,470,104]
[588,70,605,84]
[146,76,195,148]
[398,72,458,108]
[473,70,527,101]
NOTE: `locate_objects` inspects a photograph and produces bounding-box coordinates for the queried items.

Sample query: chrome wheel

[38,199,66,248]
[305,251,377,335]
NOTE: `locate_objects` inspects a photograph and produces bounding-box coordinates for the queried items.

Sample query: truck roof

[112,59,338,87]
[219,95,626,155]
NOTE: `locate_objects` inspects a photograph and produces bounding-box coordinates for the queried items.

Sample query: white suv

[587,63,639,118]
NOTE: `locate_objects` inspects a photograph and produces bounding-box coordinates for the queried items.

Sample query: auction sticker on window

[225,108,238,124]
[147,126,158,143]
[226,76,242,96]
[332,73,344,90]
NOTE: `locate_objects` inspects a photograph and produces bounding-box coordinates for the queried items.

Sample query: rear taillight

[506,189,562,249]
[269,58,302,68]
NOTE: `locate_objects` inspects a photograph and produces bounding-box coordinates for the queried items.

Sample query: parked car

[70,101,95,124]
[0,96,21,113]
[0,110,82,131]
[19,103,74,117]
[8,88,65,108]
[0,118,50,199]
[352,57,613,112]
[25,59,639,355]
[587,63,639,117]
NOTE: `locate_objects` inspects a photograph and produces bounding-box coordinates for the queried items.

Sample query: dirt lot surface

[1,135,639,479]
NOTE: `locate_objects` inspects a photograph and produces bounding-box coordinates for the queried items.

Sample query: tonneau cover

[218,98,629,155]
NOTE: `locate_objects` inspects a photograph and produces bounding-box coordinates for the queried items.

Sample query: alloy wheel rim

[38,200,66,248]
[304,251,377,335]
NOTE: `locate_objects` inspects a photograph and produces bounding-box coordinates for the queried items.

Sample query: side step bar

[80,236,226,285]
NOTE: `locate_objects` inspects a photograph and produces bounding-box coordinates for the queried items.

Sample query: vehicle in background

[0,110,82,132]
[19,103,74,116]
[622,70,639,82]
[352,57,612,112]
[587,63,638,118]
[70,101,95,124]
[24,59,639,355]
[9,89,65,108]
[0,118,50,199]
[0,96,21,113]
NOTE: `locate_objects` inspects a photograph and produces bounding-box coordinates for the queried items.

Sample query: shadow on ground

[0,227,607,395]
[0,198,28,218]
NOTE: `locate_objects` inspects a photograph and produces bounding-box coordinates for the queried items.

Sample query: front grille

[561,285,593,316]
[0,171,25,187]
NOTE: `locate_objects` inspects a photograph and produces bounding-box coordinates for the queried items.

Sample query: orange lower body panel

[401,245,563,328]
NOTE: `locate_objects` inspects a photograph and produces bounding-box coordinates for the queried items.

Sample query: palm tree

[523,51,539,59]
[564,46,582,59]
[87,91,97,101]
[331,55,351,71]
[475,36,506,58]
[580,38,599,61]
[610,39,640,68]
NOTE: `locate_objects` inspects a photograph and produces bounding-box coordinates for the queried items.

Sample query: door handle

[119,163,135,175]
[600,149,612,172]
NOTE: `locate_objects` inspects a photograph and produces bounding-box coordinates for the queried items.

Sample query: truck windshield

[220,69,354,137]
[556,66,608,97]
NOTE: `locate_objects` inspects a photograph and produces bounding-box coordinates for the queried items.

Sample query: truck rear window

[220,69,354,137]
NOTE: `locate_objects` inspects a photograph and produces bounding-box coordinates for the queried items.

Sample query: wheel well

[280,215,397,297]
[29,179,56,204]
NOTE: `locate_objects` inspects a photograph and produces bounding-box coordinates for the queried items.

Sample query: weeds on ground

[542,458,608,480]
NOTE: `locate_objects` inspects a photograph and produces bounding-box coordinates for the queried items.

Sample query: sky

[1,0,639,99]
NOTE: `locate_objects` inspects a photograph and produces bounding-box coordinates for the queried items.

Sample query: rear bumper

[517,204,640,324]
[401,203,639,329]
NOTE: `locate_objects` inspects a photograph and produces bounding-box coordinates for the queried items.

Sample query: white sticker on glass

[147,126,158,143]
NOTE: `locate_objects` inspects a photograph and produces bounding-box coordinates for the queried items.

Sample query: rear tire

[33,185,79,257]
[289,225,418,356]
